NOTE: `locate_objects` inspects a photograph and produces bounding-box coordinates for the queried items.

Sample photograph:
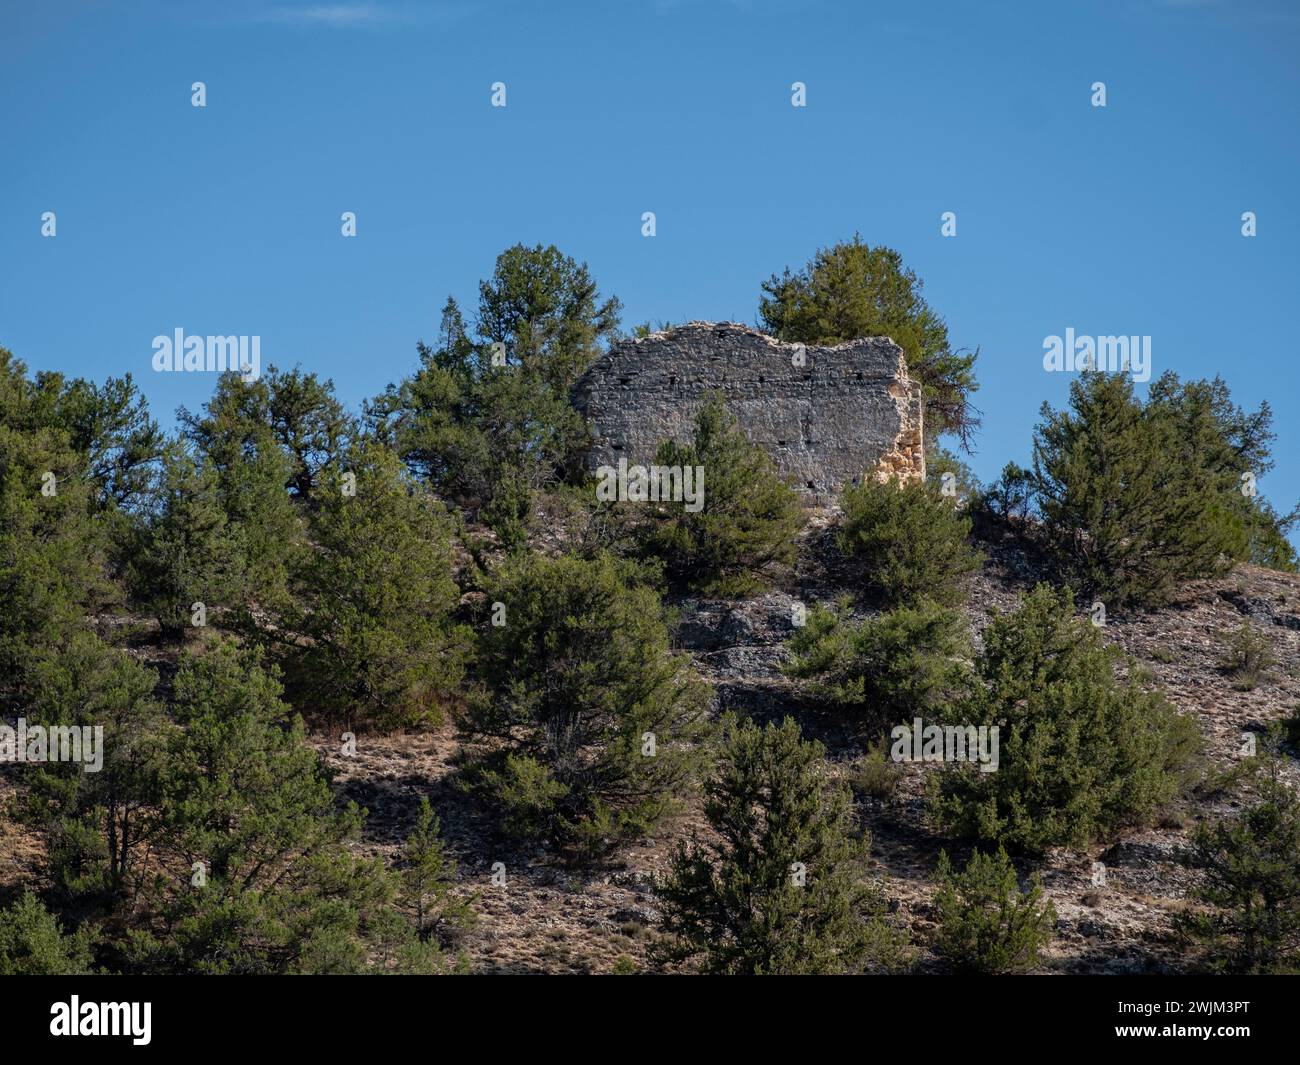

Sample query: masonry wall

[573,322,925,497]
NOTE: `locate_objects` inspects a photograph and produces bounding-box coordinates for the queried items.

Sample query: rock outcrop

[573,322,925,497]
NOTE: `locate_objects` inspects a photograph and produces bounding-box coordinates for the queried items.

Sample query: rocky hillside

[305,515,1300,974]
[3,510,1296,974]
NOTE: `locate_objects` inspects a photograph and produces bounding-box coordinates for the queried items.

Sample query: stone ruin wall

[573,322,925,499]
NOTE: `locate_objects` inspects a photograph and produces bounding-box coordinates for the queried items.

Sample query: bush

[1216,620,1277,691]
[654,716,910,974]
[837,475,981,608]
[850,742,904,801]
[0,894,97,975]
[637,394,804,597]
[929,584,1201,854]
[784,597,971,734]
[1179,750,1300,973]
[463,552,712,858]
[277,441,468,727]
[931,847,1056,974]
[1031,372,1289,609]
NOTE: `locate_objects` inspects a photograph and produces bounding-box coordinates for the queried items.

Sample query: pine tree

[637,393,805,597]
[18,632,168,908]
[838,475,981,608]
[0,349,116,699]
[178,370,304,613]
[401,797,473,946]
[930,584,1201,854]
[129,444,243,639]
[129,638,443,974]
[758,235,980,445]
[931,847,1056,974]
[1033,372,1247,609]
[1180,748,1300,973]
[785,596,972,735]
[464,552,712,858]
[0,894,97,975]
[655,716,910,974]
[279,441,468,727]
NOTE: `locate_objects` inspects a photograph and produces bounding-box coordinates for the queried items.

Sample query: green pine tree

[655,716,910,974]
[931,846,1056,974]
[278,441,468,728]
[838,474,982,608]
[1180,747,1300,973]
[785,596,972,735]
[930,584,1201,854]
[637,393,805,597]
[758,235,980,445]
[464,552,712,858]
[0,894,97,975]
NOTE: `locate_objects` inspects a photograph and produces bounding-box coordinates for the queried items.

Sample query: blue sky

[2,0,1298,524]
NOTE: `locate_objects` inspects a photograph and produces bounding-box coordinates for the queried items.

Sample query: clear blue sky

[3,0,1298,525]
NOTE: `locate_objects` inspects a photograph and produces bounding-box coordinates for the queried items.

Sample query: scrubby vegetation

[784,596,971,735]
[636,394,805,597]
[460,551,712,859]
[928,585,1202,854]
[2,235,1297,978]
[838,475,982,608]
[931,847,1056,974]
[654,716,910,974]
[1180,746,1300,973]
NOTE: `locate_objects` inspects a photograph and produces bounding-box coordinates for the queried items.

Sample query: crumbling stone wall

[573,322,925,497]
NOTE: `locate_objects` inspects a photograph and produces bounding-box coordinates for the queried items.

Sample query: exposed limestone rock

[573,322,925,498]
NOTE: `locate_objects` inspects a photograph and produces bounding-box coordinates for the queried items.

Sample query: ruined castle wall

[573,322,925,497]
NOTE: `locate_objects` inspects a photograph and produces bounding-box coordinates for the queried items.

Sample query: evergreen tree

[1032,372,1246,609]
[655,716,909,974]
[637,394,805,597]
[179,371,304,613]
[931,847,1056,974]
[1180,748,1300,973]
[371,243,619,545]
[129,444,243,639]
[785,597,972,735]
[18,632,168,908]
[401,796,473,945]
[838,475,981,608]
[0,894,97,975]
[476,242,622,391]
[930,584,1201,854]
[129,638,446,974]
[758,235,980,445]
[464,552,712,858]
[0,349,116,699]
[279,441,467,727]
[1147,371,1297,573]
